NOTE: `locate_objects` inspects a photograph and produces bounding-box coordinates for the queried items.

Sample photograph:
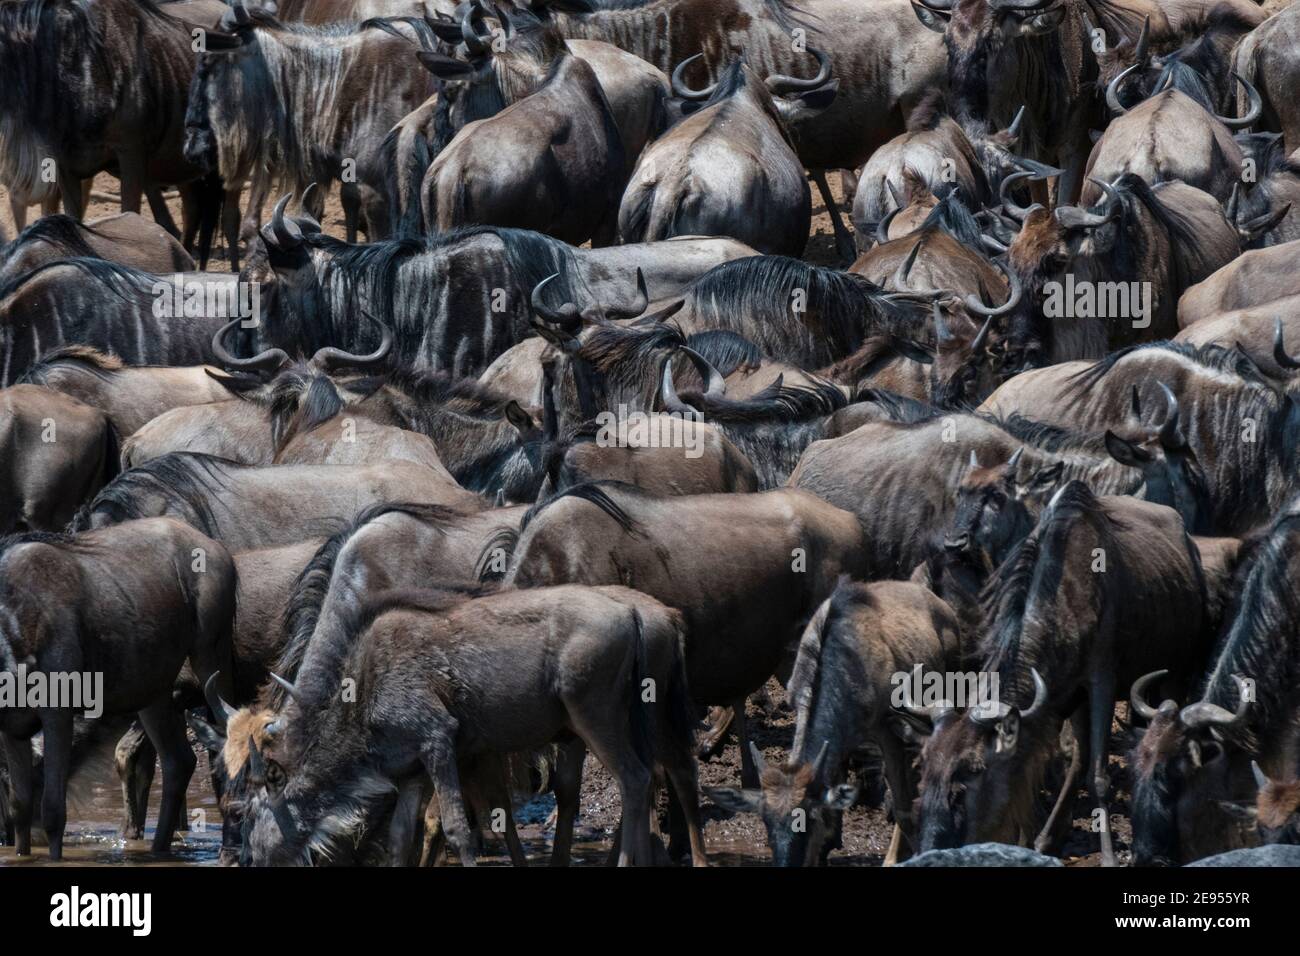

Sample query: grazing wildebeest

[0,385,116,533]
[709,579,962,864]
[0,214,194,282]
[239,584,704,866]
[416,7,625,244]
[788,388,1207,576]
[525,0,947,260]
[1127,499,1300,865]
[507,482,866,786]
[0,518,236,859]
[618,50,837,256]
[1231,2,1300,152]
[909,0,1163,202]
[19,346,235,437]
[898,842,1064,866]
[185,5,438,252]
[1240,763,1300,846]
[0,258,252,388]
[1177,239,1300,327]
[1222,138,1300,249]
[980,341,1300,534]
[905,484,1209,865]
[1000,176,1239,368]
[0,0,221,256]
[72,453,484,550]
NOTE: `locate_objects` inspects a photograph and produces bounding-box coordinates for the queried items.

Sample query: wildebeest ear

[994,711,1020,754]
[822,784,858,811]
[200,28,248,52]
[416,50,477,79]
[1104,430,1154,467]
[893,338,934,365]
[910,1,950,32]
[504,400,537,434]
[187,713,226,750]
[706,787,763,815]
[1020,460,1064,496]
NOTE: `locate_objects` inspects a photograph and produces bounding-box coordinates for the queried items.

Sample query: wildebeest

[0,214,194,282]
[1185,844,1300,866]
[0,258,251,388]
[507,482,866,785]
[73,453,484,550]
[710,579,962,864]
[618,50,837,256]
[1177,238,1300,327]
[788,388,1206,576]
[897,842,1064,865]
[0,518,236,859]
[0,0,221,256]
[417,7,625,244]
[1231,2,1300,152]
[0,385,116,533]
[239,584,704,866]
[980,341,1300,534]
[905,485,1209,865]
[185,4,438,252]
[1127,498,1300,865]
[1240,763,1300,846]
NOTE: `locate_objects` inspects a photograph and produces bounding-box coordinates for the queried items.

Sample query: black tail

[627,609,656,773]
[663,622,695,759]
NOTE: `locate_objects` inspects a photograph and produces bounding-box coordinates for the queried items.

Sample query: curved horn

[211,317,290,373]
[1156,381,1186,450]
[1252,760,1271,791]
[999,169,1036,222]
[529,273,581,327]
[232,0,252,25]
[670,53,717,101]
[1214,72,1263,131]
[660,355,698,415]
[980,234,1009,256]
[1129,669,1170,722]
[246,734,267,784]
[1105,62,1141,116]
[892,240,923,289]
[875,206,902,245]
[204,673,237,731]
[268,671,301,701]
[460,4,489,56]
[1057,178,1122,229]
[1005,104,1025,141]
[809,740,831,779]
[1019,668,1048,721]
[1134,16,1151,65]
[1226,182,1241,224]
[268,193,303,248]
[766,47,833,94]
[1274,318,1300,370]
[1130,384,1142,420]
[296,182,322,234]
[1179,674,1251,731]
[964,258,1022,318]
[678,346,726,395]
[748,741,768,776]
[310,314,394,371]
[1003,446,1024,476]
[898,676,954,724]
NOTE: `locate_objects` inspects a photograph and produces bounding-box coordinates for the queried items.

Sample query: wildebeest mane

[1068,340,1279,395]
[70,452,234,536]
[0,214,107,265]
[0,256,155,308]
[684,330,764,378]
[519,480,642,535]
[18,345,126,385]
[919,191,985,249]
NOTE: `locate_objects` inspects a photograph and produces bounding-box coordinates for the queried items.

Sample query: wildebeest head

[707,742,857,867]
[1238,763,1300,846]
[945,447,1058,567]
[911,0,1074,141]
[1128,670,1252,865]
[669,47,839,136]
[904,668,1048,850]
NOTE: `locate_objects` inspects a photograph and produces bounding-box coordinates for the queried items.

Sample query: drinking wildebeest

[0,518,236,859]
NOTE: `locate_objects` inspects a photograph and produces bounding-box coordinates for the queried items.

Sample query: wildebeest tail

[663,614,695,756]
[627,608,656,773]
[274,523,358,703]
[787,589,835,759]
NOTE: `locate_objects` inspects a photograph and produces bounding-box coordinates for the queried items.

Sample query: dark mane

[69,452,235,536]
[0,214,103,262]
[684,330,765,378]
[18,345,125,385]
[1067,340,1281,396]
[520,480,642,535]
[919,191,985,248]
[373,365,518,420]
[0,256,154,306]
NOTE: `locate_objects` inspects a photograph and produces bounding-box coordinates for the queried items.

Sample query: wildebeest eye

[266,761,287,793]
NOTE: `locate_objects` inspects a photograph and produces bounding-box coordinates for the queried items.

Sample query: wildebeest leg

[660,756,708,866]
[386,777,426,866]
[878,731,915,866]
[697,705,734,759]
[573,721,653,866]
[137,698,196,853]
[340,180,362,244]
[735,697,760,789]
[421,718,477,866]
[1036,708,1087,855]
[38,710,74,860]
[811,169,856,265]
[114,721,155,840]
[144,182,182,239]
[58,166,85,221]
[1,734,33,855]
[481,758,528,866]
[840,168,859,202]
[221,185,244,272]
[549,738,585,866]
[1087,676,1118,867]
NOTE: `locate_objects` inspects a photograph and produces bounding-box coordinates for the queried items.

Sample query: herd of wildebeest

[2,0,1300,869]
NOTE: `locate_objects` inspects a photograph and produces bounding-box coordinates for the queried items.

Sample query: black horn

[1213,72,1263,131]
[211,317,290,374]
[670,53,717,101]
[1274,318,1300,370]
[1129,669,1170,722]
[766,47,833,94]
